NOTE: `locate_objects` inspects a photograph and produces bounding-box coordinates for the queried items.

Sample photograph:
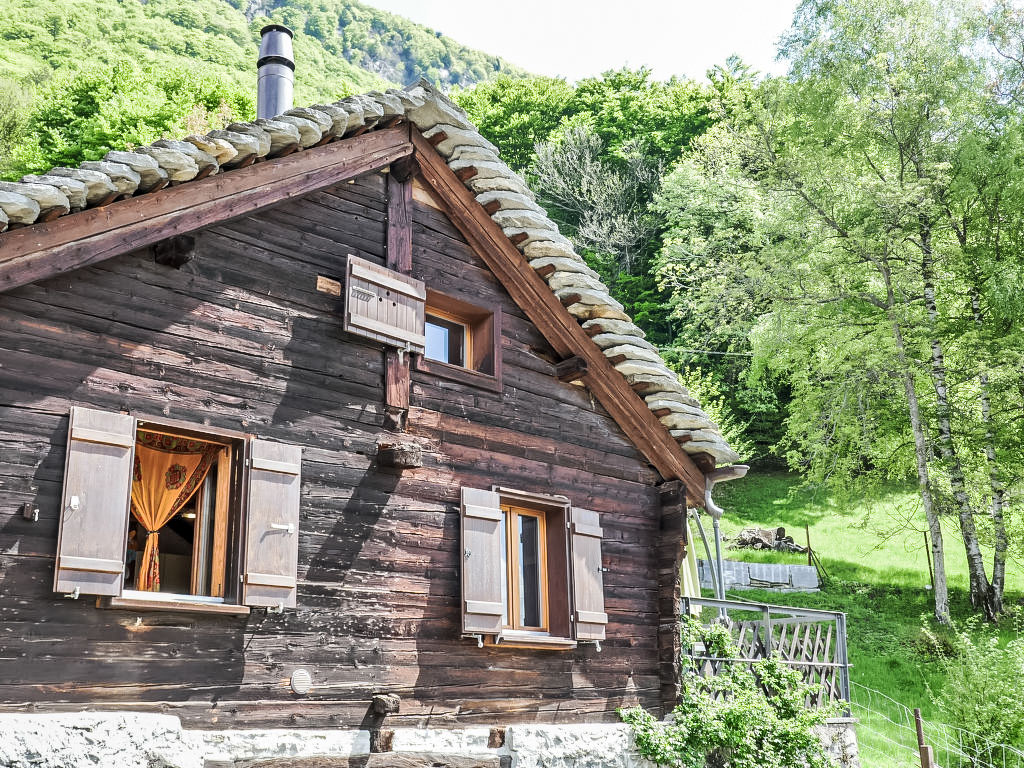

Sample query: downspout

[701,465,749,603]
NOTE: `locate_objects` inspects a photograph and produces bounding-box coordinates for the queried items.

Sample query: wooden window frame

[484,487,576,650]
[502,505,549,633]
[101,414,251,616]
[414,289,502,393]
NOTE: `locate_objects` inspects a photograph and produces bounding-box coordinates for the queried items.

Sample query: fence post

[915,708,934,768]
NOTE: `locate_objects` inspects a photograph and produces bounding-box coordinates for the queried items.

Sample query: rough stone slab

[466,174,536,200]
[589,333,657,352]
[661,412,717,431]
[225,123,272,157]
[403,82,474,131]
[491,208,559,232]
[345,94,384,124]
[274,114,322,147]
[566,302,632,321]
[507,227,574,250]
[522,240,578,262]
[207,130,260,165]
[285,107,334,135]
[529,257,599,279]
[332,99,365,132]
[368,89,405,118]
[683,439,740,463]
[624,370,680,393]
[153,139,219,175]
[614,359,677,380]
[80,160,141,196]
[253,118,302,154]
[645,390,701,409]
[646,398,703,417]
[310,104,351,136]
[506,724,656,768]
[45,166,119,205]
[198,728,370,766]
[546,271,610,294]
[0,181,69,218]
[581,318,646,338]
[554,286,623,310]
[137,146,200,182]
[600,344,663,365]
[424,124,501,158]
[0,713,204,768]
[103,150,168,191]
[474,188,543,215]
[18,174,87,211]
[392,87,427,113]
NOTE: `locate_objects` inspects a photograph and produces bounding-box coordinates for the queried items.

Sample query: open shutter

[53,407,134,597]
[242,439,301,609]
[461,487,505,634]
[570,507,608,641]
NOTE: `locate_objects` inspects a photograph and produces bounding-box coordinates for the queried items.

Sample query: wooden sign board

[343,255,426,353]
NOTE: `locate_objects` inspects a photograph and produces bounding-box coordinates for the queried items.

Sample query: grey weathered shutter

[344,254,426,352]
[570,507,608,641]
[242,439,302,609]
[53,407,134,597]
[461,487,505,634]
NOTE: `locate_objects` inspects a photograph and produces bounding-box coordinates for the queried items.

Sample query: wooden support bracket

[390,155,420,184]
[555,355,589,383]
[376,441,423,469]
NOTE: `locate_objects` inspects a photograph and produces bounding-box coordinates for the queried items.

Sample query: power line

[659,346,755,357]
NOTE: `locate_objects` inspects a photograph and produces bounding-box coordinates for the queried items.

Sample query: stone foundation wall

[0,713,858,768]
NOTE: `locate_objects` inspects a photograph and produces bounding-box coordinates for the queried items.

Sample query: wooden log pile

[728,527,808,553]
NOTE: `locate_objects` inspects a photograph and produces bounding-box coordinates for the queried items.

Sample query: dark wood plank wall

[0,171,665,729]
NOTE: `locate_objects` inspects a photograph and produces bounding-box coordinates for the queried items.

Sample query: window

[53,407,302,614]
[460,486,608,650]
[425,311,467,366]
[415,290,502,391]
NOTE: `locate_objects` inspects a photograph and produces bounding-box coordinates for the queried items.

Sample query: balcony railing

[680,596,851,709]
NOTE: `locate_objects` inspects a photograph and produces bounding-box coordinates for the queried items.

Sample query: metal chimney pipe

[257,24,294,120]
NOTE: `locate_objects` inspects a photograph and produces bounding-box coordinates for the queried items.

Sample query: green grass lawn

[705,470,1023,766]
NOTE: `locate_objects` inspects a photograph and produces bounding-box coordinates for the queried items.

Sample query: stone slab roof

[0,80,739,465]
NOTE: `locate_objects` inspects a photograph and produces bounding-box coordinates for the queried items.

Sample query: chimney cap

[260,23,294,38]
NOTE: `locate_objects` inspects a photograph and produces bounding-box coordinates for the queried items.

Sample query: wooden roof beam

[0,125,414,294]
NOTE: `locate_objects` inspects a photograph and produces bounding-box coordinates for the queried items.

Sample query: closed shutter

[344,254,426,352]
[242,438,302,609]
[570,507,608,641]
[461,487,505,634]
[53,407,135,597]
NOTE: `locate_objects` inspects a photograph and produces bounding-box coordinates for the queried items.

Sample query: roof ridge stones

[0,79,739,466]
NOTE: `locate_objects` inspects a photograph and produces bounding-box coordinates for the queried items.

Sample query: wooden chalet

[0,81,740,731]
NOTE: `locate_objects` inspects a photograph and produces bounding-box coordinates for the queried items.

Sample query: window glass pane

[425,314,466,366]
[518,514,543,628]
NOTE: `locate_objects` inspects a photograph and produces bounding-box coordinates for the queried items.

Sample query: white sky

[360,0,800,83]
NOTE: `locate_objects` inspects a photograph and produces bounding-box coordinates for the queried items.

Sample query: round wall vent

[290,668,313,696]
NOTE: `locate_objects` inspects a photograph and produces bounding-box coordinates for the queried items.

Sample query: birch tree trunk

[971,287,1008,615]
[920,234,995,619]
[880,259,950,624]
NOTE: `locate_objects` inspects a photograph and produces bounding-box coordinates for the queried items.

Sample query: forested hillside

[0,0,523,175]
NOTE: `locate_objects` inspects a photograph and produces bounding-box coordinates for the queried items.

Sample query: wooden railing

[681,596,851,709]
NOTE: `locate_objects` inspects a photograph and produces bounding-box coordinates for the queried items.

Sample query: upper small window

[415,290,502,391]
[425,312,467,367]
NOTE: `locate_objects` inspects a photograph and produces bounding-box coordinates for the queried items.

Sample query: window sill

[414,356,502,393]
[487,632,578,651]
[101,595,251,616]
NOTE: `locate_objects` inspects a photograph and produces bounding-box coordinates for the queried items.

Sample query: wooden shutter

[344,254,426,352]
[461,487,505,634]
[570,507,608,641]
[53,407,135,597]
[242,439,302,609]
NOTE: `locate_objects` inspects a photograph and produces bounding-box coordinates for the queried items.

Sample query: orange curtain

[130,432,220,592]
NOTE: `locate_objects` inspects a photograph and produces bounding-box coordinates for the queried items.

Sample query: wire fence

[850,682,1024,768]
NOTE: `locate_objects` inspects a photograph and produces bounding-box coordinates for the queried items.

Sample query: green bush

[620,618,839,768]
[926,612,1024,750]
